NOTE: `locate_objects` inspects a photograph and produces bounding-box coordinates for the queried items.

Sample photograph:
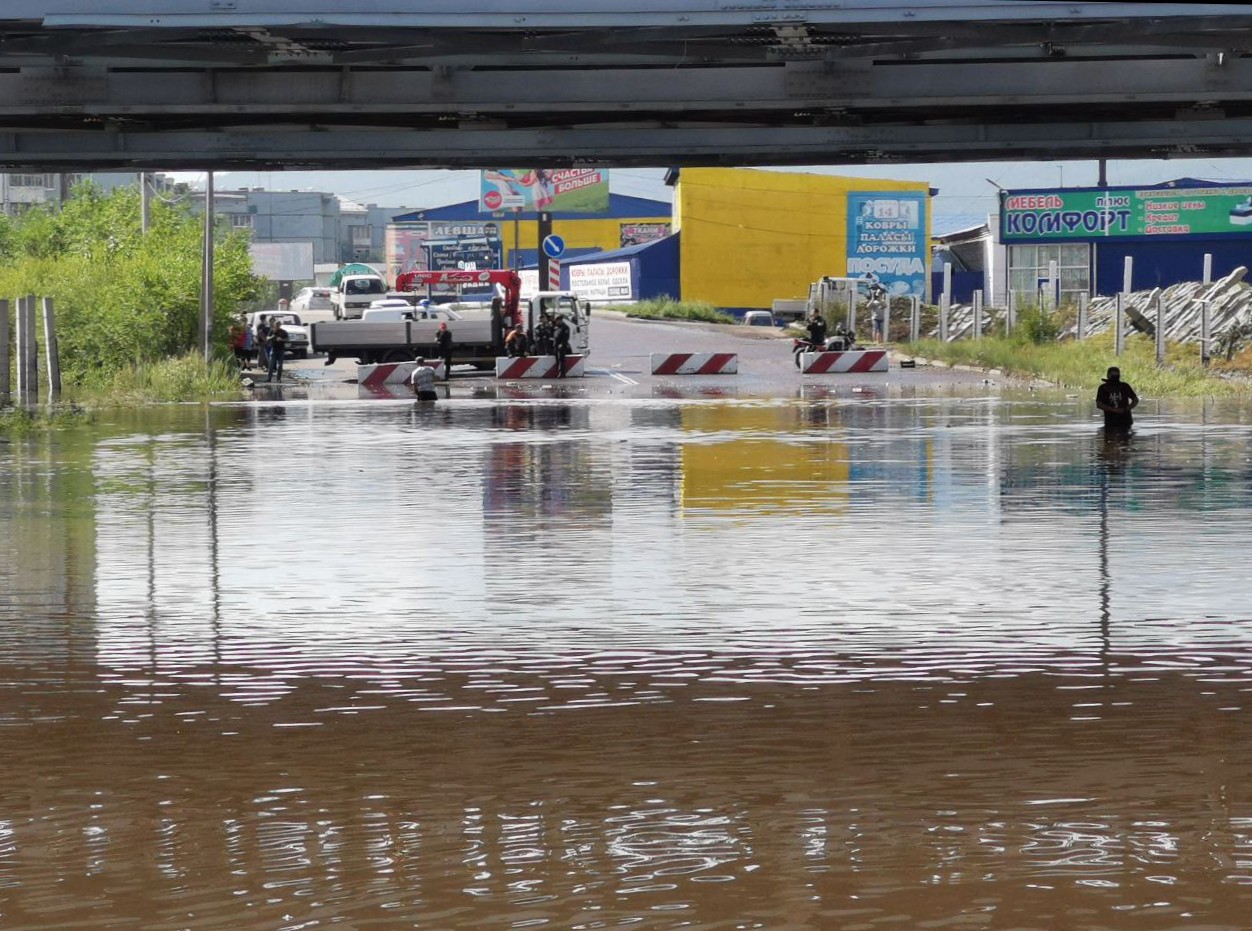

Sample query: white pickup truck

[331,273,388,320]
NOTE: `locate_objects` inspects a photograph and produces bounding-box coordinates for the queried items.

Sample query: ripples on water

[3,395,1252,929]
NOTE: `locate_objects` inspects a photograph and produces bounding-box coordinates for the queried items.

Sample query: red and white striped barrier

[495,355,586,379]
[357,360,445,387]
[800,350,889,373]
[650,352,739,375]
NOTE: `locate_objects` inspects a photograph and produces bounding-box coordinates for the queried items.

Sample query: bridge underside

[1,2,1251,170]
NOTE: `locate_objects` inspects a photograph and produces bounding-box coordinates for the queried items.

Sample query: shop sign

[1001,186,1252,241]
[846,192,928,298]
[620,223,670,247]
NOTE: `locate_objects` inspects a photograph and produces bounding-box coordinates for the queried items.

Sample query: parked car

[246,311,311,359]
[360,303,464,323]
[290,287,334,314]
[742,310,778,327]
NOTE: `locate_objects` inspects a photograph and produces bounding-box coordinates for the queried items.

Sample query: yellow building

[672,168,932,311]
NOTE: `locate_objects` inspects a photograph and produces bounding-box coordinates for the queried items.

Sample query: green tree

[0,182,260,378]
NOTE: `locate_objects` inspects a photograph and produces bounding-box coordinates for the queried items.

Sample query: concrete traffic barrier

[496,355,586,379]
[800,349,889,373]
[357,360,445,387]
[650,352,739,375]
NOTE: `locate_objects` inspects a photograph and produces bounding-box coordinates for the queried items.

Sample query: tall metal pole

[201,171,215,362]
[140,172,152,234]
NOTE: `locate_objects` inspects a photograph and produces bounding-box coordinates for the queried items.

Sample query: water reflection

[3,396,1252,929]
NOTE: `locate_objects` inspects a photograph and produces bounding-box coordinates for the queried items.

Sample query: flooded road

[4,393,1252,929]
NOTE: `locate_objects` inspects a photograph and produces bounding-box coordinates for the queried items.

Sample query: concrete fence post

[1006,290,1016,336]
[0,298,10,407]
[41,297,61,397]
[1114,292,1125,357]
[1047,259,1059,313]
[1201,300,1211,367]
[1155,293,1166,365]
[973,290,983,340]
[17,295,38,405]
[1203,253,1213,285]
[909,296,919,342]
[1122,256,1134,294]
[1077,293,1088,340]
[846,286,856,337]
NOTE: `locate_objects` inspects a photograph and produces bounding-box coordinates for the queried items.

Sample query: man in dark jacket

[553,315,572,377]
[1095,366,1138,431]
[434,322,453,380]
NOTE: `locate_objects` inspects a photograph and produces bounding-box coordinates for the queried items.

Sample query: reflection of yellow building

[679,406,850,514]
[672,168,931,311]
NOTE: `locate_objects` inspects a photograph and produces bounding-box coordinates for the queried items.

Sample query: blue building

[999,178,1252,301]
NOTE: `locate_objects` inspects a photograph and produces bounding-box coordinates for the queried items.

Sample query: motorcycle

[793,329,856,368]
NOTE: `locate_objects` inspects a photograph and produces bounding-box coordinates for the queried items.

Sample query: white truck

[310,269,590,368]
[329,266,388,320]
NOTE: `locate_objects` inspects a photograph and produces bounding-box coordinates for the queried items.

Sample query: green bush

[1014,300,1063,345]
[605,296,735,324]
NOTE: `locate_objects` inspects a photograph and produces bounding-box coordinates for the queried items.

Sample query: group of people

[230,314,289,383]
[504,312,573,376]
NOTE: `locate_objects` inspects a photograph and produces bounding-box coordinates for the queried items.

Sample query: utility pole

[201,172,215,361]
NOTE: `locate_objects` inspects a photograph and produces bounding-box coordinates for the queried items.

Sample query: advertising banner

[846,191,928,298]
[480,169,610,213]
[620,222,670,247]
[568,262,633,301]
[1001,186,1252,241]
[424,238,503,272]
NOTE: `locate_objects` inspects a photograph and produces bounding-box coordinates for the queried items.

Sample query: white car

[246,311,311,359]
[290,287,334,314]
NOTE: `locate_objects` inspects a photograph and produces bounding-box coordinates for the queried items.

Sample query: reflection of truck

[311,269,591,367]
[329,264,388,319]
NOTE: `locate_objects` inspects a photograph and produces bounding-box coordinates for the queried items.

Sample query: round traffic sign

[542,234,566,259]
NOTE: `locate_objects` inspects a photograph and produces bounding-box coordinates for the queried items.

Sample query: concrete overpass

[1,1,1252,170]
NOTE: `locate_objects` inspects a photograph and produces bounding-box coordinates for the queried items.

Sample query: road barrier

[357,360,444,387]
[800,349,889,373]
[496,355,586,379]
[650,352,739,375]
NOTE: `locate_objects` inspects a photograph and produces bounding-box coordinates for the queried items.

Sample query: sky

[166,157,1252,221]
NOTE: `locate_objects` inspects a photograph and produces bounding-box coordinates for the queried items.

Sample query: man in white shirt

[408,358,439,401]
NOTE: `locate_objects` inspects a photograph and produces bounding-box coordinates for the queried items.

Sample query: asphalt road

[251,312,1006,401]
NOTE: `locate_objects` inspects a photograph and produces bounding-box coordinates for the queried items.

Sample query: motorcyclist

[805,310,828,351]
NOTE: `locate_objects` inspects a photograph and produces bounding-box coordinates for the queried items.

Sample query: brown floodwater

[4,394,1252,930]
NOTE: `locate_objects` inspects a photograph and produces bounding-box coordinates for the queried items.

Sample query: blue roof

[392,192,671,223]
[559,234,675,265]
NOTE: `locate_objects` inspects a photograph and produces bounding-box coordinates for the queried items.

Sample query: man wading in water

[1095,366,1139,432]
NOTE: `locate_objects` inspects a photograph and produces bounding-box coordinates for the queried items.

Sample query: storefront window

[1008,243,1091,305]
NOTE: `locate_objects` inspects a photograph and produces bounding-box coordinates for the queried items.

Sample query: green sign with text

[1001,186,1252,241]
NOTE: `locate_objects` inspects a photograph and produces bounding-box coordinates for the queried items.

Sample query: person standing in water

[1095,366,1139,431]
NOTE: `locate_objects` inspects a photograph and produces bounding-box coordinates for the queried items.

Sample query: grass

[604,297,736,324]
[0,404,92,434]
[909,332,1250,397]
[71,352,246,405]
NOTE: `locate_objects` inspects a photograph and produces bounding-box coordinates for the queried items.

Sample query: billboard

[568,262,633,301]
[846,191,928,298]
[387,220,503,280]
[1001,185,1252,241]
[248,242,314,281]
[480,169,610,213]
[424,237,503,272]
